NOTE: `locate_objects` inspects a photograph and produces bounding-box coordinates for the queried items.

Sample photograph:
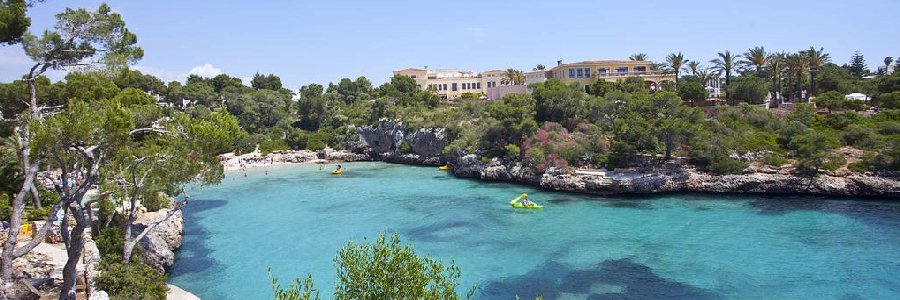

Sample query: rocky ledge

[346,120,900,199]
[453,156,899,198]
[132,203,185,273]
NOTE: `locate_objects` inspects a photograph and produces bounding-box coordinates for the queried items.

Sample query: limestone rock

[133,206,185,274]
[406,128,449,157]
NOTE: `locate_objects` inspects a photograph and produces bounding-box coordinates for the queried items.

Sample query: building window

[442,84,447,91]
[616,66,628,74]
[576,68,583,78]
[633,66,647,74]
[477,82,481,89]
[598,67,609,76]
[411,75,417,79]
[585,68,591,78]
[452,83,458,91]
[568,68,575,78]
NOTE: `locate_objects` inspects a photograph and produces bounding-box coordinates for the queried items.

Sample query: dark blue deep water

[169,162,900,299]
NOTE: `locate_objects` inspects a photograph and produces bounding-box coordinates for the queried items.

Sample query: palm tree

[805,47,830,97]
[534,64,546,71]
[505,68,525,85]
[710,51,738,103]
[785,53,808,102]
[766,52,787,105]
[684,61,701,77]
[666,52,688,87]
[630,53,648,61]
[696,68,717,88]
[740,46,768,76]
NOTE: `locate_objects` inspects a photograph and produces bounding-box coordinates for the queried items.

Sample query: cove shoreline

[216,147,900,200]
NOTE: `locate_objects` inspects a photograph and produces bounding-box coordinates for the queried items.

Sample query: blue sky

[1,0,898,89]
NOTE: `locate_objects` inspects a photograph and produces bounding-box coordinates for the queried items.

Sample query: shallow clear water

[168,162,900,299]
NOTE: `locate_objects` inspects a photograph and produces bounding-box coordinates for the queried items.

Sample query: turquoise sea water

[168,162,900,299]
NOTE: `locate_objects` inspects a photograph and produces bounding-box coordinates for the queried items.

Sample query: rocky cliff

[133,205,184,273]
[346,120,449,165]
[452,156,900,198]
[346,121,899,198]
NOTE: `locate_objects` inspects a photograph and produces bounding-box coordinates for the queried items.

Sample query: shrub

[841,125,880,148]
[269,268,319,300]
[504,143,521,159]
[142,191,169,212]
[729,76,768,104]
[95,262,168,300]
[96,227,124,260]
[334,233,466,300]
[677,81,707,102]
[708,156,748,175]
[398,141,412,154]
[306,138,326,151]
[760,152,788,167]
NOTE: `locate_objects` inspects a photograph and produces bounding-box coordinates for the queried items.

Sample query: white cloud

[132,64,185,83]
[188,63,223,78]
[132,63,228,83]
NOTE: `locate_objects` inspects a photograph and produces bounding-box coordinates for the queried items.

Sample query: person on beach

[319,165,325,171]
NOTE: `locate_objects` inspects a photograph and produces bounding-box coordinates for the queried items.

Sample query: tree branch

[128,128,169,136]
[12,200,65,258]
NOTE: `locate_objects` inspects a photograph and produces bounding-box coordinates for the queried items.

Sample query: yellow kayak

[509,193,543,209]
[438,165,451,170]
[331,169,343,175]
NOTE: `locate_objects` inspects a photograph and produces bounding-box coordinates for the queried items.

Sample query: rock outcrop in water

[347,120,448,165]
[133,205,185,273]
[452,156,900,198]
[345,121,899,198]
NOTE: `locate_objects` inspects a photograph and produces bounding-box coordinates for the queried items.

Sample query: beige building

[547,60,675,92]
[392,68,519,100]
[393,59,675,100]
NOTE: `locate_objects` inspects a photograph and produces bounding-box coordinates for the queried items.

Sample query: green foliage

[96,227,125,260]
[848,51,868,79]
[269,268,320,300]
[251,73,284,91]
[728,76,768,104]
[586,80,615,97]
[708,155,748,175]
[334,232,465,300]
[876,91,900,109]
[141,191,169,212]
[95,262,168,300]
[677,81,707,102]
[307,137,326,151]
[817,91,867,112]
[398,141,412,154]
[114,69,166,95]
[530,79,586,126]
[22,3,144,74]
[0,0,29,45]
[788,131,841,172]
[760,152,788,167]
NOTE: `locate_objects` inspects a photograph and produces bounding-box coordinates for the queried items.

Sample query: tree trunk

[60,219,86,300]
[796,73,804,103]
[810,71,818,98]
[664,135,674,161]
[674,70,679,88]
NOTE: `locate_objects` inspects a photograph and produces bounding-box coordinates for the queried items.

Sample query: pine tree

[848,51,867,79]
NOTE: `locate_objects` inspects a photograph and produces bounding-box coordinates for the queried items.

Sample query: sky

[1,0,898,90]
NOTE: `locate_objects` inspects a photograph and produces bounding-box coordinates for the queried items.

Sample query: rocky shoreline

[341,121,900,199]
